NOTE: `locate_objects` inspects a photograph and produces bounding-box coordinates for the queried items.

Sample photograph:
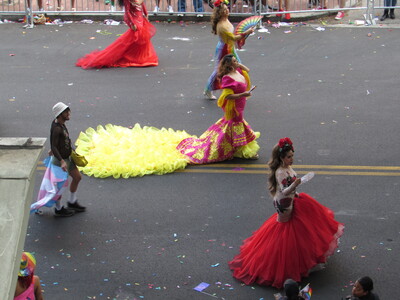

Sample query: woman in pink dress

[14,252,43,300]
[76,0,158,69]
[229,137,344,288]
[177,54,259,164]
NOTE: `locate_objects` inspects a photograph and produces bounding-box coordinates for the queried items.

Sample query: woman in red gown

[76,0,158,69]
[229,137,344,289]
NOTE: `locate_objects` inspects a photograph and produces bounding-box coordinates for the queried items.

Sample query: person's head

[268,137,295,195]
[284,279,300,299]
[18,252,36,288]
[211,0,229,34]
[217,54,238,79]
[52,102,70,121]
[352,276,374,297]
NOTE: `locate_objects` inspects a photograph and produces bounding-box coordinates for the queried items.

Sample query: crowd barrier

[0,0,398,25]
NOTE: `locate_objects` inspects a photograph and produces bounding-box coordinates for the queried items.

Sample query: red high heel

[277,9,283,17]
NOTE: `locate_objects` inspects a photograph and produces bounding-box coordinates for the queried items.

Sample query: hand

[131,24,137,31]
[246,27,255,35]
[294,178,301,187]
[249,85,256,92]
[48,149,53,156]
[61,160,67,172]
[243,91,252,97]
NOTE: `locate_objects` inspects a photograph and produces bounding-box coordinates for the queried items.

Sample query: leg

[153,0,160,12]
[67,165,86,212]
[283,0,290,19]
[194,0,204,13]
[37,0,43,10]
[69,165,81,194]
[167,0,173,12]
[178,0,186,12]
[335,0,346,20]
[389,0,396,18]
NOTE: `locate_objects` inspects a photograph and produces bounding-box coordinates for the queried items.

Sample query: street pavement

[1,15,400,300]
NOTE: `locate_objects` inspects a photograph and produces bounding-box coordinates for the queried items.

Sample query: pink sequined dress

[177,69,259,164]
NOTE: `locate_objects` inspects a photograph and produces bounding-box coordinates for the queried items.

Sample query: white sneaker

[153,5,159,13]
[110,5,116,11]
[168,5,173,13]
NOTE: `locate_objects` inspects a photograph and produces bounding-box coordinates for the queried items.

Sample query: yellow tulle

[75,124,195,178]
[233,132,260,158]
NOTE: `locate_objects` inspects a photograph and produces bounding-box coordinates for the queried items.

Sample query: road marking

[176,164,400,176]
[37,164,400,176]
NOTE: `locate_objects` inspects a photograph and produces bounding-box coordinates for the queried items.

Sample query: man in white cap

[50,101,85,217]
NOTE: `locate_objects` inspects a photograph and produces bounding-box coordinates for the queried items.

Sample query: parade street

[1,20,399,299]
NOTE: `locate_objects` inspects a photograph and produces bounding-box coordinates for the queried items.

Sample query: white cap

[52,102,69,118]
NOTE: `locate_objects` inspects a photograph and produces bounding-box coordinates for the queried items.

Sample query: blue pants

[178,0,204,12]
[384,0,396,7]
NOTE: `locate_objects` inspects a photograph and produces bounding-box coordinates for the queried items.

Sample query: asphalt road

[1,20,400,299]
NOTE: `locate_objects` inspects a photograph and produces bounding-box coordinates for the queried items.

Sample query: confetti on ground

[194,282,209,292]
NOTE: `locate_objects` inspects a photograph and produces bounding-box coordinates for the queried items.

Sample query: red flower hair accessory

[214,0,229,7]
[278,137,294,152]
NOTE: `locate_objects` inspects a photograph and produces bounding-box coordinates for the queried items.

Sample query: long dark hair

[267,143,294,196]
[217,54,235,79]
[211,4,226,35]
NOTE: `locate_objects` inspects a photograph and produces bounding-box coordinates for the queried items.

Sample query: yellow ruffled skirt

[75,124,194,178]
[76,123,260,179]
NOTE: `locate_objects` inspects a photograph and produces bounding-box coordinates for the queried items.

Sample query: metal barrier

[0,0,399,25]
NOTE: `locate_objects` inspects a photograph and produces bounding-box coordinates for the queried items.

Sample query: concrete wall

[0,137,46,300]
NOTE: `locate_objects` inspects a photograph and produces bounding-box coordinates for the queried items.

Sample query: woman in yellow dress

[204,0,254,100]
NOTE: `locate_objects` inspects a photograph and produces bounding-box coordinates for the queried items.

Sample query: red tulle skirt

[229,193,344,289]
[76,20,158,69]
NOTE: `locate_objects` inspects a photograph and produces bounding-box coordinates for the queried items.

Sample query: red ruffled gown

[76,0,158,69]
[229,166,344,289]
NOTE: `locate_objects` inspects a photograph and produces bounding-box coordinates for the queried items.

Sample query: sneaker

[204,90,216,100]
[196,14,204,17]
[168,5,173,13]
[153,5,159,13]
[248,154,259,160]
[177,13,184,16]
[55,206,75,217]
[68,201,86,212]
[335,11,344,20]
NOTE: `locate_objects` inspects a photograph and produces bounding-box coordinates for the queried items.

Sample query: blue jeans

[178,0,204,12]
[384,0,396,7]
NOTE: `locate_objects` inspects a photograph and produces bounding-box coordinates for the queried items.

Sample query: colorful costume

[74,70,259,178]
[205,24,241,92]
[76,0,158,68]
[14,281,35,300]
[30,156,69,213]
[178,68,259,164]
[229,166,344,289]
